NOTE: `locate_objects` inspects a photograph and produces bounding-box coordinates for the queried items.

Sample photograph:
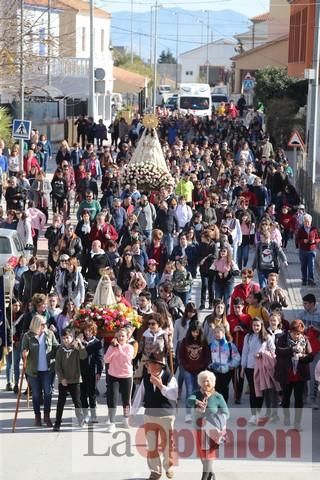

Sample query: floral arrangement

[122,162,173,191]
[71,303,142,337]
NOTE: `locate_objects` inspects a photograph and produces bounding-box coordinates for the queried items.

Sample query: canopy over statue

[121,115,173,191]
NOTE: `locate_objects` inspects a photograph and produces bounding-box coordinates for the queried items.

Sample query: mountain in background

[109,8,249,61]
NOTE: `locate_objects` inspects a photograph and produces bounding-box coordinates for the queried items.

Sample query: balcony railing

[27,57,90,77]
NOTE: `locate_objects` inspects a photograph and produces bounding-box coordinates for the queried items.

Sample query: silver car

[0,228,30,294]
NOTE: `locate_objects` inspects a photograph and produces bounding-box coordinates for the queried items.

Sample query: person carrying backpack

[252,229,288,288]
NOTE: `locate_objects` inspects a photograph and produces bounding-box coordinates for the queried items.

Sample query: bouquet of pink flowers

[71,303,142,337]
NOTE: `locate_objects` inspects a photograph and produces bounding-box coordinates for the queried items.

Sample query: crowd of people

[1,106,320,480]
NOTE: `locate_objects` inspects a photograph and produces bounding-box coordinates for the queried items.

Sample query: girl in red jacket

[278,205,295,248]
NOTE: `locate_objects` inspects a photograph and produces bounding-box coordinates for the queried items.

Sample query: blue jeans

[143,230,152,243]
[200,274,214,306]
[175,290,190,305]
[258,270,269,288]
[163,233,174,256]
[28,370,52,415]
[214,281,234,311]
[299,249,316,283]
[184,370,199,413]
[237,244,250,270]
[6,344,21,385]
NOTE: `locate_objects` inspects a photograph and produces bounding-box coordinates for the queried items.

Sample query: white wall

[180,42,236,83]
[75,14,113,93]
[24,6,60,57]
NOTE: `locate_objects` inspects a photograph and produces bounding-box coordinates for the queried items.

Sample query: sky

[98,0,270,18]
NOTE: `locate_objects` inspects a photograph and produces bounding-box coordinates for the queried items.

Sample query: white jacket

[175,204,193,230]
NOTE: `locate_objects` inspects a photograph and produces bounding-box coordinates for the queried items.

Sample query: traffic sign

[288,130,304,148]
[12,119,32,140]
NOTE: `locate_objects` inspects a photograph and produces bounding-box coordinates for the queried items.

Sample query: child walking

[104,328,134,432]
[53,328,88,431]
[80,320,104,423]
[172,257,193,304]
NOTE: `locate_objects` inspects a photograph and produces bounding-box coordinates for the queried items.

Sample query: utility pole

[88,0,95,120]
[173,12,179,89]
[310,0,320,185]
[47,0,52,86]
[150,6,153,66]
[206,10,210,85]
[152,1,160,112]
[251,21,255,49]
[130,0,133,64]
[47,0,52,143]
[19,0,25,170]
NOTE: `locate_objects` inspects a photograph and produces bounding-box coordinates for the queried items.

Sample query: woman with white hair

[187,370,229,480]
[296,213,320,287]
[21,314,59,427]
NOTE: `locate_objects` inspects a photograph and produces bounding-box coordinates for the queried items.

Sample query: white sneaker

[122,417,129,429]
[248,415,256,425]
[84,414,91,424]
[106,423,116,433]
[185,414,192,423]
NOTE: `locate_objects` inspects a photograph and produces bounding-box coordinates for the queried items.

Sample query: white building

[179,39,237,86]
[0,0,113,123]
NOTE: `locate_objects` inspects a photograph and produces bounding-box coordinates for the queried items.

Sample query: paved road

[1,167,320,479]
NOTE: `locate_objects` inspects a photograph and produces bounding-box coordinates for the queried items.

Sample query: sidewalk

[279,240,320,321]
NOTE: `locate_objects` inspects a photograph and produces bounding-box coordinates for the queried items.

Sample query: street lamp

[130,0,133,64]
[152,1,162,112]
[88,0,95,120]
[204,10,210,85]
[173,12,179,89]
[197,19,205,45]
[19,0,25,170]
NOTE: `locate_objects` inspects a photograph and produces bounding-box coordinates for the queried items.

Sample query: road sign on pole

[288,130,305,148]
[12,119,32,140]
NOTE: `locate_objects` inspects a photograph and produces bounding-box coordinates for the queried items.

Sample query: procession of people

[1,106,320,480]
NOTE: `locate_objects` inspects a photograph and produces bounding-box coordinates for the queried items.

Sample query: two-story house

[0,0,113,139]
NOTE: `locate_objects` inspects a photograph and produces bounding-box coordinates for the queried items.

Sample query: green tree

[254,66,308,108]
[158,49,176,64]
[254,67,294,106]
[113,50,152,78]
[0,107,11,144]
[254,67,308,146]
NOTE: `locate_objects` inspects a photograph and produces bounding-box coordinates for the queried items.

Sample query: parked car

[211,94,228,111]
[165,95,178,111]
[0,228,31,293]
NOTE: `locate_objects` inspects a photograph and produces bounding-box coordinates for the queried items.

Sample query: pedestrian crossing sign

[12,119,32,140]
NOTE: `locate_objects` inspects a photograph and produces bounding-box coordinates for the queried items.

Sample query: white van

[178,83,212,117]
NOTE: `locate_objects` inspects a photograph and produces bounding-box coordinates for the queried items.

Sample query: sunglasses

[148,322,157,326]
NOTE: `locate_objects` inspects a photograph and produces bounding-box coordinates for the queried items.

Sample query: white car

[0,228,30,293]
[211,94,228,111]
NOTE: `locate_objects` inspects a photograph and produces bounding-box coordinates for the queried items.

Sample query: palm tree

[0,107,11,143]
